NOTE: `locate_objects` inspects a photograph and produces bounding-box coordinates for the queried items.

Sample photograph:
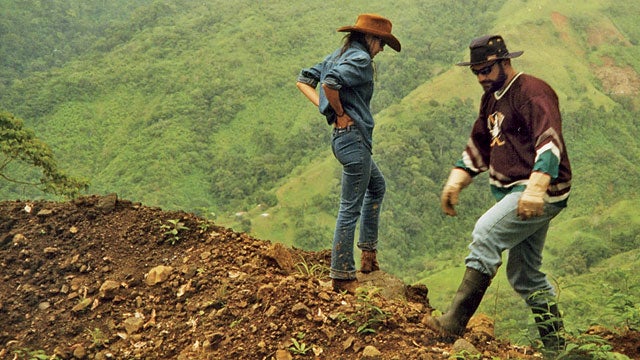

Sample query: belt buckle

[334,125,352,135]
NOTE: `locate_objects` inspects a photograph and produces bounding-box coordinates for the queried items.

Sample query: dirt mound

[0,195,637,359]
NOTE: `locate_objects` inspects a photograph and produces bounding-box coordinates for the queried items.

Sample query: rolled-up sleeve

[297,65,322,88]
[324,55,371,90]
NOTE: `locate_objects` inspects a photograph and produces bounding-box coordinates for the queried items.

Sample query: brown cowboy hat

[337,13,401,52]
[456,34,523,66]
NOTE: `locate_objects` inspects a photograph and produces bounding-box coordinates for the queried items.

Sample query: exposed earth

[0,195,638,359]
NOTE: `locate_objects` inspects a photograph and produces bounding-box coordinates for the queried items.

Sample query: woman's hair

[339,31,377,79]
[340,31,367,56]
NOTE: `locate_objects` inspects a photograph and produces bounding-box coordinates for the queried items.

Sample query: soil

[594,57,640,97]
[0,195,638,360]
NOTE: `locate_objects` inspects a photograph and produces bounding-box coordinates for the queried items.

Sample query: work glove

[441,168,472,216]
[517,171,551,220]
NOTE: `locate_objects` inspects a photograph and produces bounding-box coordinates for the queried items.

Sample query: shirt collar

[494,72,524,100]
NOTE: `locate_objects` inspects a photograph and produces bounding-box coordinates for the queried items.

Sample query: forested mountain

[1,0,639,343]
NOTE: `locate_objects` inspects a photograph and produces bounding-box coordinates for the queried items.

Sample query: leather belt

[333,124,355,135]
[333,121,355,130]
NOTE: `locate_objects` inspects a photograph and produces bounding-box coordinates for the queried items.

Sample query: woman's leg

[330,130,370,280]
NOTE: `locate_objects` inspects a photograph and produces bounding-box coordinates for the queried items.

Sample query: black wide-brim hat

[456,34,523,66]
[337,13,401,52]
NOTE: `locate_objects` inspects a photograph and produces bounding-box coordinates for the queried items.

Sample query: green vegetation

[86,327,108,348]
[1,0,639,345]
[557,334,628,360]
[450,351,485,360]
[160,219,189,245]
[288,333,311,356]
[354,287,392,334]
[0,111,87,198]
[0,0,503,210]
[295,258,330,279]
[12,348,59,360]
[334,287,392,334]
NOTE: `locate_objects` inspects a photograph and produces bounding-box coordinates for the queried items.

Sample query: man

[425,35,572,352]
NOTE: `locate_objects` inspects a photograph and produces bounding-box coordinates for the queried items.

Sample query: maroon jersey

[460,73,572,202]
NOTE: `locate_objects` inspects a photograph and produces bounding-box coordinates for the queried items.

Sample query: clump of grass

[295,257,329,279]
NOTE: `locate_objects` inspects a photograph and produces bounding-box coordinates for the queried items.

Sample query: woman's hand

[334,113,353,128]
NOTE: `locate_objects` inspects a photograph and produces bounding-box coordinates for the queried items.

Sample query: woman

[295,14,401,294]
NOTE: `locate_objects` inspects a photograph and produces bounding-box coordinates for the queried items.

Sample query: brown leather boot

[360,250,380,273]
[424,267,491,338]
[332,278,358,295]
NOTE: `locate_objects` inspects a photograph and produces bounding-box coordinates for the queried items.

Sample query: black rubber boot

[532,302,566,352]
[425,267,491,338]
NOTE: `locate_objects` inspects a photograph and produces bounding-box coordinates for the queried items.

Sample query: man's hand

[441,168,472,216]
[517,172,551,220]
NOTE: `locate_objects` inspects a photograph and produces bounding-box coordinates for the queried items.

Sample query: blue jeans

[330,128,385,280]
[465,191,564,306]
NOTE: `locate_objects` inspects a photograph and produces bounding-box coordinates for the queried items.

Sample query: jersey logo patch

[488,111,505,147]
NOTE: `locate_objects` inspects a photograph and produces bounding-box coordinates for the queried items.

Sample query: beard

[481,63,507,93]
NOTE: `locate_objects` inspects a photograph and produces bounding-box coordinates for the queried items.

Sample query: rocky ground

[0,195,638,359]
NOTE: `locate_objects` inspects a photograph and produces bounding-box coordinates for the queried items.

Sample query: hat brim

[456,51,523,66]
[337,26,401,52]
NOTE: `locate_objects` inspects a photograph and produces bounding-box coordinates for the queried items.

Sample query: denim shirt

[297,41,375,152]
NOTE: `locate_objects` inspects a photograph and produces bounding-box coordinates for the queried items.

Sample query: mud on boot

[332,278,358,295]
[424,267,491,339]
[360,250,380,273]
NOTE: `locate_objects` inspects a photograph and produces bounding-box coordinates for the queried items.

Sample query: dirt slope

[0,195,637,359]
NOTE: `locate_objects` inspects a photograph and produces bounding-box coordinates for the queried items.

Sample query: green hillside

[225,0,640,342]
[246,0,640,260]
[1,0,639,345]
[0,0,504,209]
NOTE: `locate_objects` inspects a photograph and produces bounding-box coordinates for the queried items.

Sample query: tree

[0,111,88,198]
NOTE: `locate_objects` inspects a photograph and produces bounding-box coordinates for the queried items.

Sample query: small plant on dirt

[87,327,108,347]
[72,295,93,313]
[450,350,483,359]
[295,257,329,279]
[354,287,391,334]
[196,211,216,232]
[289,332,310,355]
[13,348,60,360]
[197,219,214,232]
[333,287,390,334]
[335,312,356,326]
[160,219,189,245]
